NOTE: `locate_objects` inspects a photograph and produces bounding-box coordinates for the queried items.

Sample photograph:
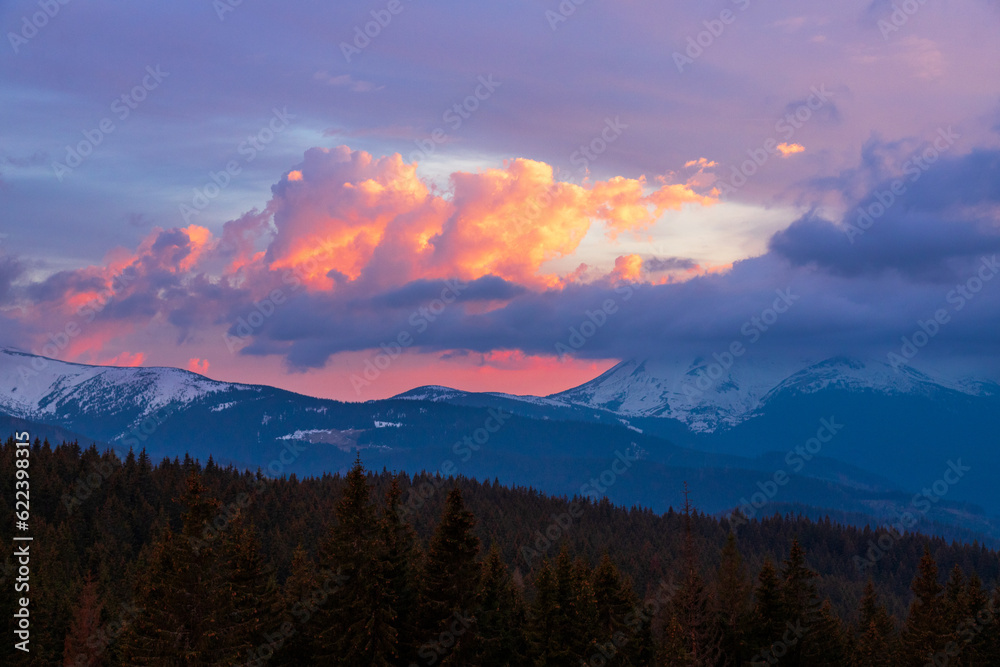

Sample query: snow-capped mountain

[551,356,1000,433]
[0,347,258,423]
[3,348,1000,537]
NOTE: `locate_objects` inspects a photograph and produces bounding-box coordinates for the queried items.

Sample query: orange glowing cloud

[17,146,718,368]
[188,358,210,374]
[259,147,716,290]
[777,143,805,157]
[103,351,146,367]
[610,254,644,283]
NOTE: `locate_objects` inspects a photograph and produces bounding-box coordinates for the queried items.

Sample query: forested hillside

[2,437,998,665]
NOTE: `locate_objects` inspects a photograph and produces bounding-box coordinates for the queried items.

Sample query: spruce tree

[314,456,397,666]
[380,477,421,665]
[780,537,821,664]
[122,472,235,665]
[668,484,720,666]
[592,553,654,666]
[220,513,276,664]
[749,559,785,661]
[960,572,991,665]
[900,547,946,665]
[805,599,847,666]
[528,558,561,664]
[852,580,894,667]
[62,573,104,667]
[418,485,481,665]
[475,545,529,666]
[272,545,321,665]
[713,533,751,666]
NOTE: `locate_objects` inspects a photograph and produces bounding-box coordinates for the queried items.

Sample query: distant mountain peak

[0,348,250,423]
[550,354,997,433]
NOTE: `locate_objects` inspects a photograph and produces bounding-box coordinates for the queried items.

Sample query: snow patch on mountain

[551,356,998,433]
[0,348,253,420]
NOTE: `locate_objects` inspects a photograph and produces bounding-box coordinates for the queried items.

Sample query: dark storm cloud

[371,275,527,308]
[645,257,699,272]
[772,149,1000,281]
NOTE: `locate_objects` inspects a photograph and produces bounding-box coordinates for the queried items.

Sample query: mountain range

[2,347,999,544]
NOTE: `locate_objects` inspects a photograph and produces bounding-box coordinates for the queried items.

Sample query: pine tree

[713,533,751,666]
[529,545,600,666]
[314,456,397,666]
[219,513,276,664]
[943,563,967,630]
[667,484,720,666]
[270,544,321,664]
[380,477,421,665]
[749,559,785,661]
[779,537,821,664]
[805,599,847,666]
[528,558,561,664]
[475,545,529,666]
[960,572,991,665]
[122,472,236,665]
[568,554,600,661]
[900,547,946,665]
[63,573,104,667]
[982,585,1000,664]
[418,485,481,665]
[592,553,654,666]
[852,580,893,667]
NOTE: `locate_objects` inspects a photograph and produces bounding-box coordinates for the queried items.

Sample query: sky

[2,0,1000,400]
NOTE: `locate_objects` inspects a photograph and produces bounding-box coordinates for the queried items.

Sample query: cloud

[7,143,1000,381]
[103,351,146,367]
[313,72,383,92]
[645,256,699,272]
[777,143,806,157]
[188,358,210,373]
[260,146,714,291]
[3,146,714,366]
[772,148,1000,281]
